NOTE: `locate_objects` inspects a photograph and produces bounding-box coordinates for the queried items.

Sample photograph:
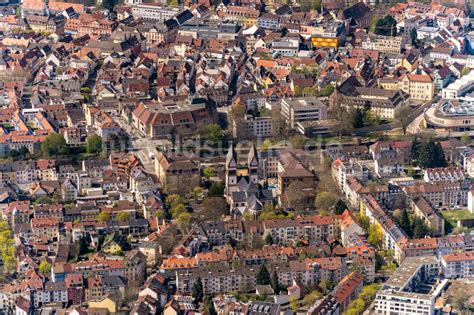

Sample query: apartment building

[423,167,465,182]
[374,256,447,315]
[402,181,468,208]
[360,34,406,53]
[131,4,180,22]
[360,195,407,252]
[280,97,327,129]
[441,252,474,278]
[396,234,471,262]
[411,196,445,236]
[176,257,346,295]
[232,115,272,139]
[262,215,341,244]
[398,74,435,101]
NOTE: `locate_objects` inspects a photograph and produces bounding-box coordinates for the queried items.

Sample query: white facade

[441,252,474,278]
[442,71,474,99]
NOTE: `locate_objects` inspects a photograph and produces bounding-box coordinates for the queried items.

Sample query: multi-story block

[441,252,474,278]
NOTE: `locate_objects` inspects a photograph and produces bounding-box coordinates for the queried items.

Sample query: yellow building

[88,295,118,313]
[311,37,339,48]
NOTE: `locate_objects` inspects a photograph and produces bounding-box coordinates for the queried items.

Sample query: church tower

[248,144,259,184]
[225,145,238,197]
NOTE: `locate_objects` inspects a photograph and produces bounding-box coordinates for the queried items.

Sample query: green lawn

[441,210,474,233]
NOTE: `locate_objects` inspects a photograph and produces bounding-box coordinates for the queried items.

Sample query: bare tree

[395,104,412,135]
[329,92,353,138]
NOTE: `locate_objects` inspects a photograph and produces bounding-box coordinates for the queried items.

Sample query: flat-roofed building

[374,256,447,315]
[280,97,327,129]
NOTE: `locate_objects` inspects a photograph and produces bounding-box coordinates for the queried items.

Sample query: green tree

[321,84,335,97]
[97,211,111,223]
[192,277,204,304]
[202,167,217,178]
[410,28,418,47]
[294,85,303,97]
[352,108,364,128]
[208,182,224,197]
[166,194,184,208]
[256,265,271,285]
[171,204,186,218]
[116,211,132,222]
[461,66,470,77]
[356,212,370,231]
[461,132,471,145]
[41,133,69,157]
[289,295,299,310]
[411,217,430,238]
[315,191,338,212]
[86,135,103,155]
[200,124,224,144]
[419,139,447,168]
[335,199,347,215]
[39,261,52,274]
[400,209,411,236]
[374,15,397,36]
[367,224,383,248]
[271,270,281,294]
[265,233,274,245]
[411,137,422,164]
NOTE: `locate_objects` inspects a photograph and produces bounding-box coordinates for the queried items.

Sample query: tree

[400,209,411,236]
[352,108,364,128]
[303,86,316,97]
[98,211,111,223]
[271,270,281,294]
[39,261,51,274]
[192,278,204,304]
[256,265,271,285]
[202,167,217,178]
[310,0,321,11]
[419,139,447,168]
[229,103,246,140]
[461,66,470,77]
[461,132,471,145]
[321,84,335,97]
[168,0,179,6]
[265,233,274,245]
[170,204,186,218]
[395,105,412,135]
[271,105,287,139]
[294,85,303,97]
[285,181,311,212]
[200,124,224,145]
[166,194,184,208]
[315,192,338,212]
[411,216,431,238]
[356,212,370,231]
[289,296,299,311]
[116,211,132,222]
[289,135,307,150]
[335,199,347,215]
[411,137,422,164]
[367,224,383,248]
[208,182,224,197]
[199,197,228,221]
[86,135,102,155]
[374,15,397,36]
[410,28,418,48]
[329,93,353,138]
[41,133,69,157]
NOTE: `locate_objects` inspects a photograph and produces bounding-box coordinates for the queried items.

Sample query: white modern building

[374,256,448,315]
[442,71,474,99]
[441,252,474,278]
[280,97,327,129]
